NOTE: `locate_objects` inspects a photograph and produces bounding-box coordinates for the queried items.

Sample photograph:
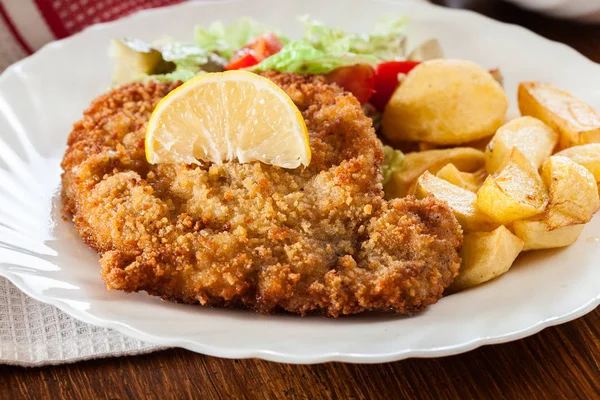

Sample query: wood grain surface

[1,1,599,399]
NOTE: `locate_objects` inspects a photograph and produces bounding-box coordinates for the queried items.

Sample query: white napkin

[0,277,163,366]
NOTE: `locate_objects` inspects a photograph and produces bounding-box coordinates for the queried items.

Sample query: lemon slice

[145,70,310,168]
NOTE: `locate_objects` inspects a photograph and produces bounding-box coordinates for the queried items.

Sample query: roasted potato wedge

[541,156,600,228]
[414,171,498,232]
[382,59,508,145]
[518,81,600,149]
[512,218,584,251]
[419,136,494,153]
[384,147,485,198]
[476,148,548,224]
[436,164,487,193]
[449,226,524,292]
[418,136,493,153]
[485,116,558,173]
[555,144,600,185]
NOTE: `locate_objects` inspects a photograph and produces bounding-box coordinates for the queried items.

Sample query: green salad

[110,16,446,181]
[110,16,410,83]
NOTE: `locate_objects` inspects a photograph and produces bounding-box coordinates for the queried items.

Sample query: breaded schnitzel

[61,72,462,316]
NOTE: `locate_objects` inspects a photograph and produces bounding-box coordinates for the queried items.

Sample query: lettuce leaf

[146,43,228,83]
[381,145,404,185]
[194,17,286,59]
[151,69,198,83]
[157,42,208,80]
[301,15,408,61]
[250,16,407,75]
[250,40,376,74]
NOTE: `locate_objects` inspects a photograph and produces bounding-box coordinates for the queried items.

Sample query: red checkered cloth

[0,0,186,70]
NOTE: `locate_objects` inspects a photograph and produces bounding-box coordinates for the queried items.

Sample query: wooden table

[1,1,599,398]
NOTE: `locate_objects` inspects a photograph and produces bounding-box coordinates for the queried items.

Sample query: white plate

[0,0,599,364]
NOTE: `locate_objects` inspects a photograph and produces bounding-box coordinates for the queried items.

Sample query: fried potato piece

[449,226,524,292]
[485,116,558,173]
[382,59,508,145]
[541,156,600,228]
[518,81,600,150]
[436,164,487,193]
[417,141,438,152]
[419,135,493,152]
[512,218,584,251]
[414,171,498,232]
[555,144,600,185]
[384,147,485,198]
[476,148,548,224]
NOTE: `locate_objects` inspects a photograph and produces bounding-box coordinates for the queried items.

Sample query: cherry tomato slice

[252,33,284,60]
[326,64,376,105]
[225,51,259,70]
[226,33,284,70]
[370,61,420,111]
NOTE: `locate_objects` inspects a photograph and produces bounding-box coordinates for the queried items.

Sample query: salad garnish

[110,16,445,179]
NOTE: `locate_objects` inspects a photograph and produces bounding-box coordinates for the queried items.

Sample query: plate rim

[2,268,598,364]
[0,0,599,364]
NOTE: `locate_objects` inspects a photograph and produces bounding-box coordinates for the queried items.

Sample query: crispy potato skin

[476,148,548,225]
[518,81,600,150]
[541,156,600,229]
[61,74,463,317]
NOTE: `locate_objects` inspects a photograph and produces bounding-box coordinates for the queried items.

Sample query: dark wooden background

[1,1,599,398]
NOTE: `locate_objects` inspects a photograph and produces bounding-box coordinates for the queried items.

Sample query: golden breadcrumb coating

[61,72,462,316]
